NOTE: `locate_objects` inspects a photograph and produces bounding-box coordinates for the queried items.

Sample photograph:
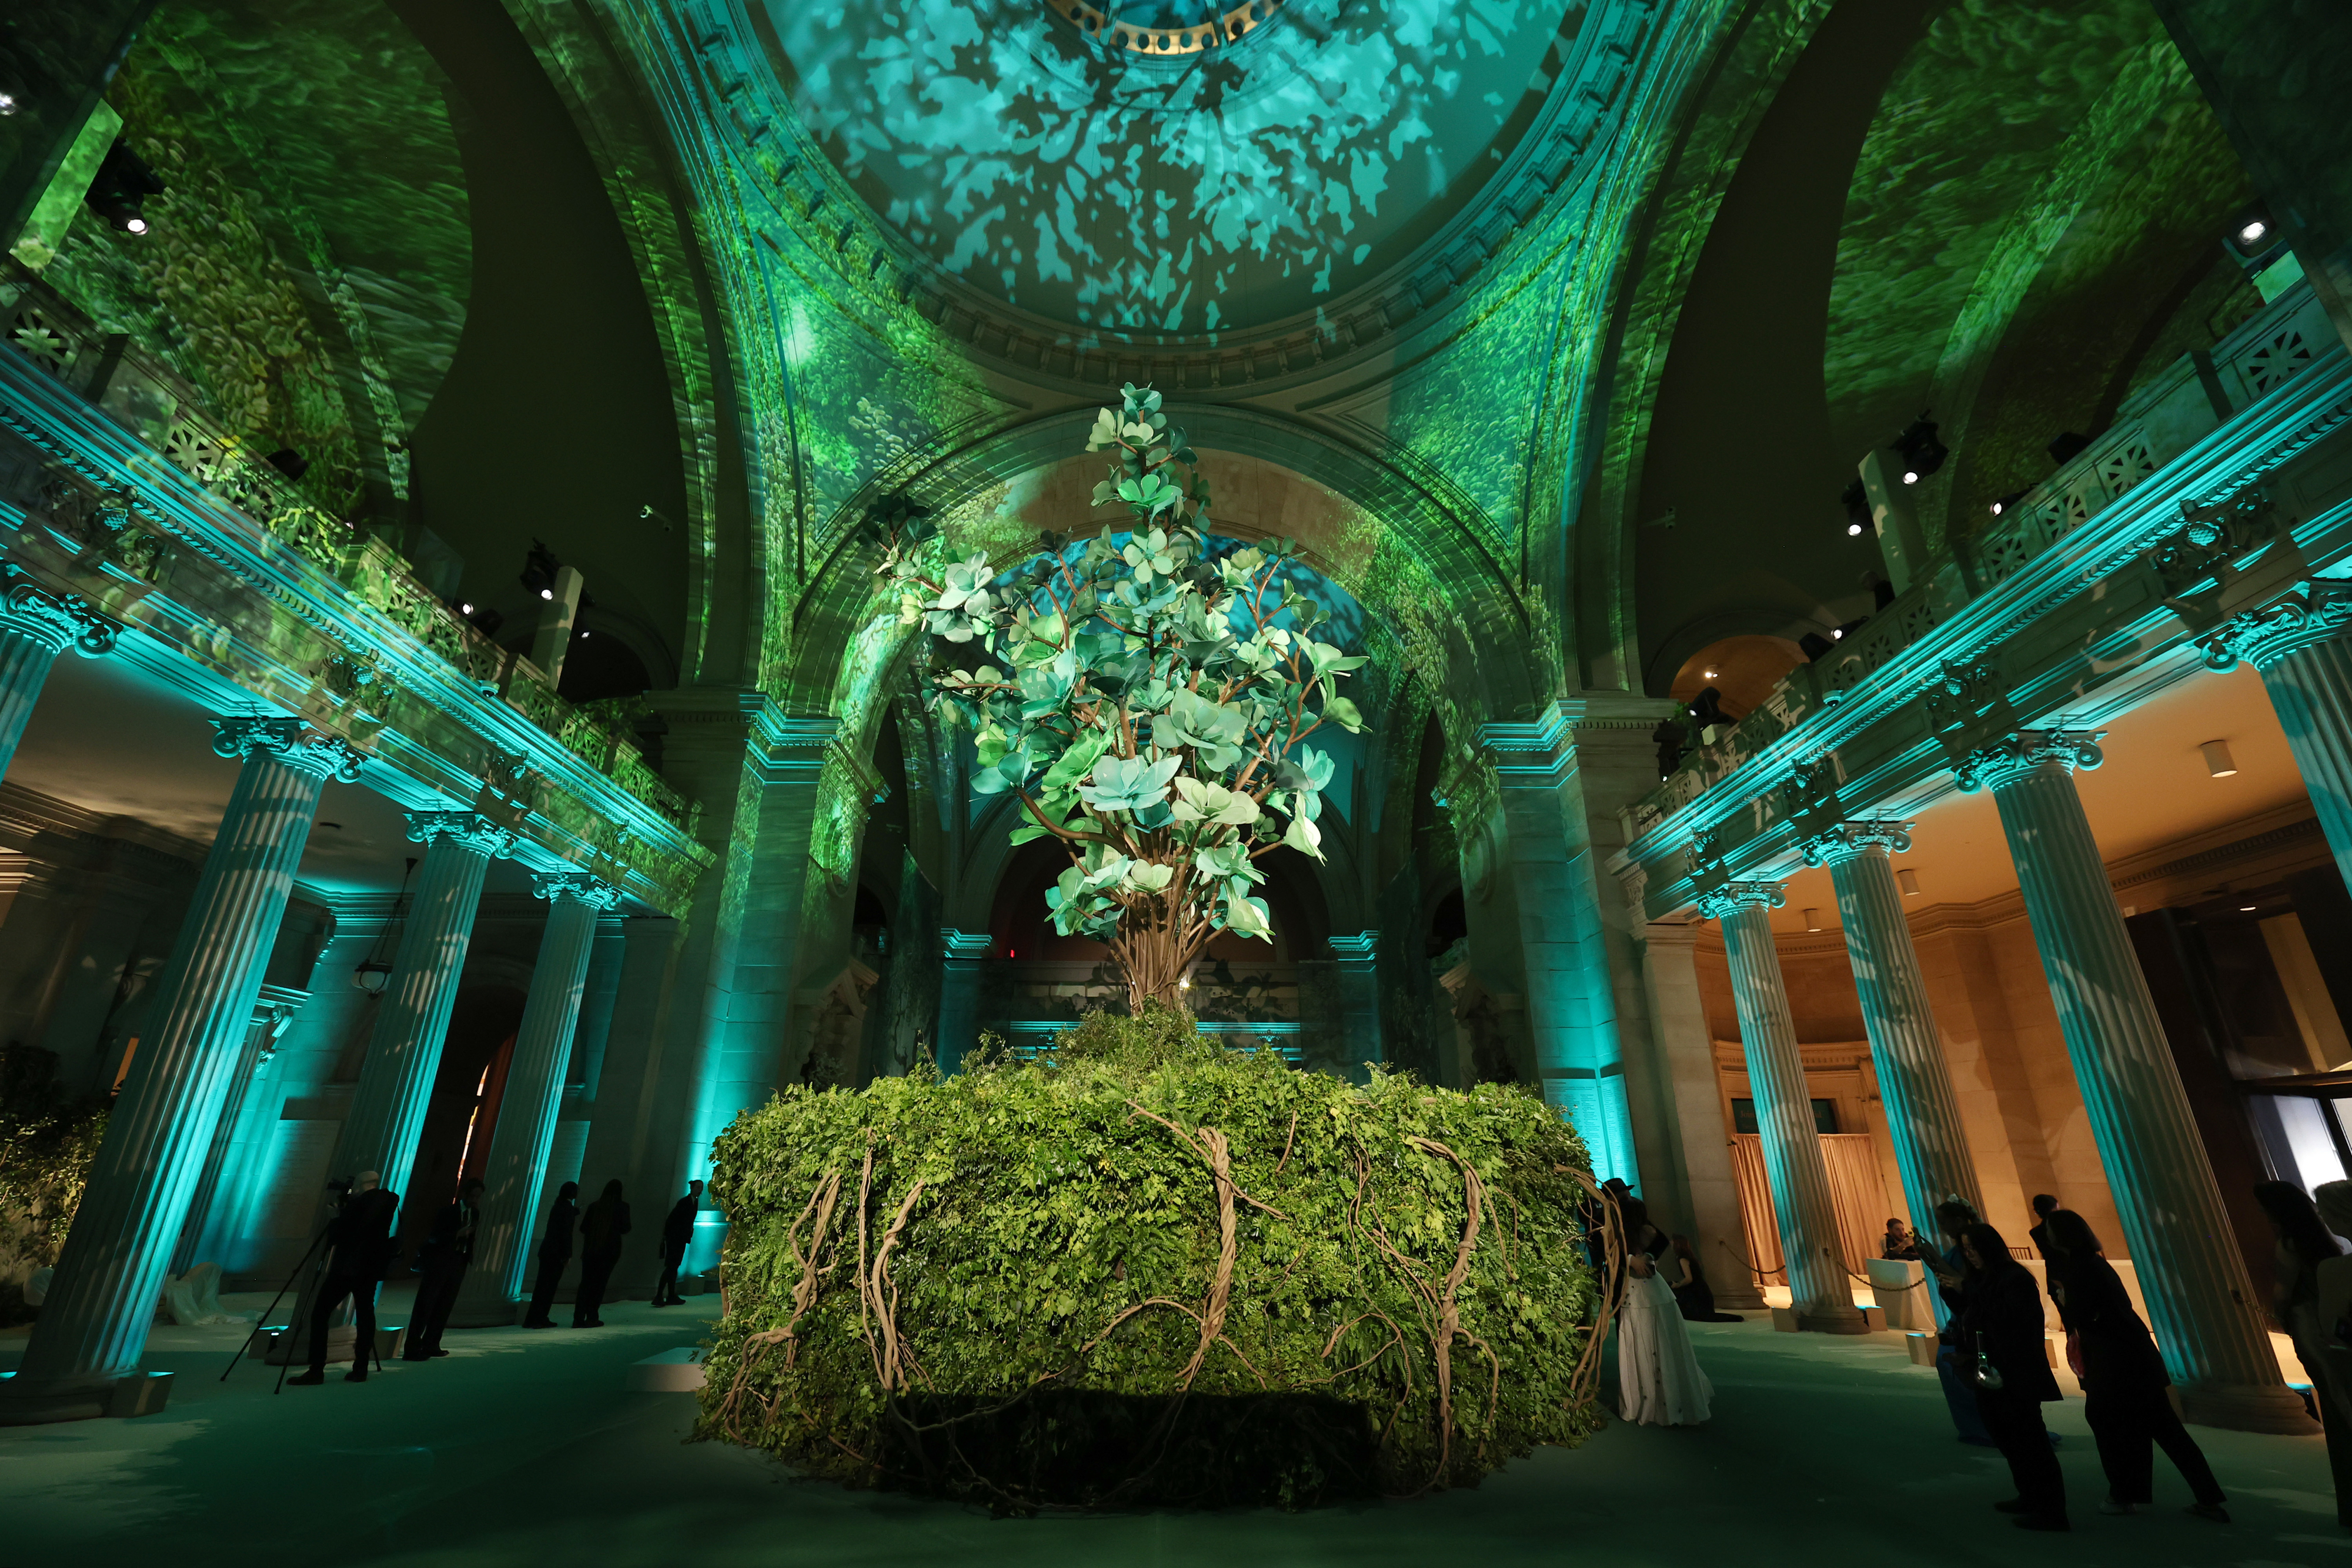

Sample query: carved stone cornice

[531,870,622,911]
[1799,820,1914,867]
[0,561,116,656]
[405,810,517,861]
[1695,880,1785,920]
[208,716,366,782]
[2144,488,2283,602]
[2196,578,2352,673]
[1952,730,2104,795]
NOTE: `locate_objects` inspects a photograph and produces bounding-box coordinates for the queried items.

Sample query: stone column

[935,929,991,1072]
[2202,581,2352,891]
[1638,921,1765,1308]
[0,563,116,781]
[1802,823,1984,1248]
[326,811,514,1196]
[1957,731,2308,1430]
[0,718,357,1421]
[452,872,620,1326]
[1479,706,1640,1186]
[1697,881,1863,1332]
[1328,931,1381,1083]
[171,989,303,1274]
[280,810,510,1356]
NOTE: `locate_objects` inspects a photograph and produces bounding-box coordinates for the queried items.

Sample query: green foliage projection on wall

[699,1008,1604,1508]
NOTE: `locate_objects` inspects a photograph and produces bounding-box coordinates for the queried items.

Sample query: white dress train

[1616,1266,1714,1426]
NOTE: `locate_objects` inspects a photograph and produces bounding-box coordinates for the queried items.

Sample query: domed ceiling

[752,0,1585,337]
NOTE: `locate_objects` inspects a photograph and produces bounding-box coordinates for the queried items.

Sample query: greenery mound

[698,1009,1606,1511]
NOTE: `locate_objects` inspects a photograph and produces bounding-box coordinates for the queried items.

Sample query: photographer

[286,1172,399,1386]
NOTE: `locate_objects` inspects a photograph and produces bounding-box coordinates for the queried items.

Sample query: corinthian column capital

[1,563,118,656]
[1953,729,2103,794]
[1800,819,1913,867]
[1696,880,1785,919]
[209,716,365,782]
[405,810,516,859]
[531,870,622,911]
[2197,579,2352,673]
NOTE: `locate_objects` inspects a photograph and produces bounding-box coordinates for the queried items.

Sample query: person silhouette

[653,1180,703,1307]
[521,1181,578,1329]
[286,1171,398,1385]
[573,1179,630,1328]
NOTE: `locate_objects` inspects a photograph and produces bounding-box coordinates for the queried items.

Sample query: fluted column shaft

[1963,732,2307,1431]
[452,873,618,1326]
[282,811,510,1355]
[0,718,355,1419]
[1703,884,1863,1330]
[0,565,118,781]
[1809,827,1983,1296]
[330,813,512,1196]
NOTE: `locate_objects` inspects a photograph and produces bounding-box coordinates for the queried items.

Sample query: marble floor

[1,1299,2341,1566]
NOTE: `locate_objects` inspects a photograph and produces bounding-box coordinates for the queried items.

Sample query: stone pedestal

[1805,823,1983,1308]
[0,718,356,1422]
[1959,731,2310,1431]
[450,872,619,1326]
[0,563,116,781]
[1699,882,1864,1332]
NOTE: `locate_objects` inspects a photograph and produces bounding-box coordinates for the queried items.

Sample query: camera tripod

[219,1218,386,1392]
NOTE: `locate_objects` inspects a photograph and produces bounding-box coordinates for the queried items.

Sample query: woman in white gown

[1617,1239,1714,1426]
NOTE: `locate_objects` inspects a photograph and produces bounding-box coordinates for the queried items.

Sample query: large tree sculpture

[881,384,1367,1012]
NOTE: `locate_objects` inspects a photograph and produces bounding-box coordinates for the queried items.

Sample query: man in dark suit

[403,1177,483,1360]
[652,1179,703,1307]
[287,1171,399,1385]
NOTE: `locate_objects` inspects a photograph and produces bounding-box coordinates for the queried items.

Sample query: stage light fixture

[1833,627,1844,640]
[1841,479,1871,538]
[0,92,17,116]
[2239,903,2257,912]
[2239,220,2267,246]
[1798,632,1833,661]
[84,139,164,235]
[459,601,474,616]
[519,539,563,599]
[1891,413,1947,484]
[2201,739,2237,778]
[2047,431,2090,466]
[1990,491,2024,518]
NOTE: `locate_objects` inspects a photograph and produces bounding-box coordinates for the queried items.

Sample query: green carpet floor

[2,1305,2341,1566]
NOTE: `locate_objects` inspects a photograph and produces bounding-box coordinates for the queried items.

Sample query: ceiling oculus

[1050,0,1285,55]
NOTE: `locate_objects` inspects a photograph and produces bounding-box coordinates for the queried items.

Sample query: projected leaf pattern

[763,0,1581,334]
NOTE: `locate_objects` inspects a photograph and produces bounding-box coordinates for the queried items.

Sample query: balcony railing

[1627,280,2341,835]
[0,260,693,833]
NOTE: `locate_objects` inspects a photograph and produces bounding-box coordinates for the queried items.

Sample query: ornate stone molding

[405,810,517,860]
[0,561,116,656]
[940,928,993,959]
[2146,489,2281,600]
[1695,881,1785,920]
[1799,820,1915,867]
[1952,730,2104,794]
[2196,579,2352,673]
[530,870,622,911]
[208,716,366,782]
[1328,931,1378,964]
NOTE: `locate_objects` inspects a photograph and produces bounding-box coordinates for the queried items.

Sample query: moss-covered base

[697,1009,1606,1511]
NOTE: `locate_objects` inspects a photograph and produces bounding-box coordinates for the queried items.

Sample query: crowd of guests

[285,1168,712,1384]
[1599,1173,2352,1538]
[1916,1180,2352,1533]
